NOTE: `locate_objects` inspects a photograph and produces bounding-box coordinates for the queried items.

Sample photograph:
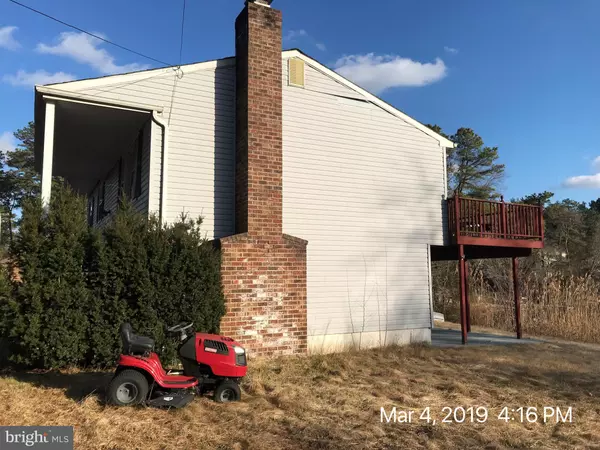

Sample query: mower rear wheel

[107,370,149,406]
[214,380,241,403]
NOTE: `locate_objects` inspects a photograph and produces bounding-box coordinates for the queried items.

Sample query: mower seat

[120,323,155,355]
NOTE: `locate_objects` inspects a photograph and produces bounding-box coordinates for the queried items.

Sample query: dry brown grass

[468,273,600,344]
[2,342,600,449]
[434,261,600,345]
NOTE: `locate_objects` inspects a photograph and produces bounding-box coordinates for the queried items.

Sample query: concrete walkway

[431,328,542,347]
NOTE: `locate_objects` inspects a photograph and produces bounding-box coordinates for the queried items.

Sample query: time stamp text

[381,406,573,425]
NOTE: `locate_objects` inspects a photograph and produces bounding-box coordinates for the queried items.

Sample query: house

[33,0,543,355]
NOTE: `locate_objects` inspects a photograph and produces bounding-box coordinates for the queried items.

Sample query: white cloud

[0,131,16,154]
[284,29,308,42]
[2,69,76,87]
[563,157,600,188]
[37,32,149,75]
[334,53,447,94]
[284,29,326,52]
[444,46,459,54]
[0,26,20,51]
[563,174,600,189]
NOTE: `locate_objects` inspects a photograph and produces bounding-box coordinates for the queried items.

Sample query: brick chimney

[234,0,283,237]
[218,0,308,356]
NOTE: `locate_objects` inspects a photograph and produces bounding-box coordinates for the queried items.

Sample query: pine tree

[426,125,505,199]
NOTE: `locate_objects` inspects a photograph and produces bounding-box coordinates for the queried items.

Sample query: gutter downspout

[442,145,449,200]
[152,111,169,224]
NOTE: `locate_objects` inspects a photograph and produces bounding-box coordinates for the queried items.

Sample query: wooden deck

[435,196,545,345]
[447,196,544,249]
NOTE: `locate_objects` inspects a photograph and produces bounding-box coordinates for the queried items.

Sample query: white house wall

[47,56,447,349]
[281,60,446,347]
[48,63,236,239]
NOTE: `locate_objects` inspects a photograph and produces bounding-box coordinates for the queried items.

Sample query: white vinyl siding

[53,62,236,239]
[282,60,446,337]
[51,55,446,341]
[302,62,364,100]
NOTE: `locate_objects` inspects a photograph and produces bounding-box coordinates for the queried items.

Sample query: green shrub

[0,265,15,366]
[7,190,90,368]
[1,185,225,369]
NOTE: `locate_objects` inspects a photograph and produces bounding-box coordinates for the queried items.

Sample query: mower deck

[147,391,195,409]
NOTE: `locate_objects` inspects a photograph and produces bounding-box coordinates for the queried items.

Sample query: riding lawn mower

[106,323,248,408]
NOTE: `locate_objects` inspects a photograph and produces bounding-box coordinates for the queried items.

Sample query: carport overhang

[34,86,165,204]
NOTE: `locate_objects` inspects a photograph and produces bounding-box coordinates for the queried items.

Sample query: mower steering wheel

[167,322,193,333]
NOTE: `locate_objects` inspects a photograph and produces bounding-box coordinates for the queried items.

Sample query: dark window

[117,157,124,204]
[95,185,101,223]
[87,195,95,226]
[134,128,143,199]
[98,181,108,221]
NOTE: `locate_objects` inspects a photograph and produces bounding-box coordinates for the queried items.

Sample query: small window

[87,195,95,226]
[117,157,124,204]
[95,185,102,224]
[134,129,143,198]
[288,58,305,88]
[97,181,108,221]
[130,128,144,199]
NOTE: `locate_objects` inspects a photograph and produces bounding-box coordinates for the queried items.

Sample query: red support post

[512,256,522,339]
[465,258,471,332]
[458,244,468,344]
[539,203,545,242]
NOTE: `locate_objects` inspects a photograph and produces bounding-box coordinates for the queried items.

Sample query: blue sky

[1,0,599,203]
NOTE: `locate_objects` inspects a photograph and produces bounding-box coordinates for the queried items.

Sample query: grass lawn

[1,340,599,449]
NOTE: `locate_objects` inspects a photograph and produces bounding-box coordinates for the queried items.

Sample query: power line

[8,0,174,68]
[178,0,187,66]
[167,0,187,128]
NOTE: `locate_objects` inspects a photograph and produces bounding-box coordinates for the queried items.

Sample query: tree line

[426,124,600,279]
[0,122,39,246]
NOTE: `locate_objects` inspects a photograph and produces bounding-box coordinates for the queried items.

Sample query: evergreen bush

[0,185,226,369]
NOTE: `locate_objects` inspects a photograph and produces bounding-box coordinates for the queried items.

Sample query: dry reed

[435,262,600,344]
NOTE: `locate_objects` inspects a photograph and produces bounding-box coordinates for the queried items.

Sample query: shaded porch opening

[34,95,154,225]
[431,244,532,346]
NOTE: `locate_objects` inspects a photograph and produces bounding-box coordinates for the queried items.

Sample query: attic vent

[288,58,305,88]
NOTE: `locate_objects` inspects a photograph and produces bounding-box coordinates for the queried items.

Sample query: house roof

[35,49,454,149]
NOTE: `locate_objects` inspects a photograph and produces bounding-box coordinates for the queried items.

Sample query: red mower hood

[196,333,244,348]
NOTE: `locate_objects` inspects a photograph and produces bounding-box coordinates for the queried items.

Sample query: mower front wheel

[107,370,149,406]
[214,380,241,403]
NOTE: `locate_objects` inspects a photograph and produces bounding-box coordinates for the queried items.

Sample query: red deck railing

[447,196,544,248]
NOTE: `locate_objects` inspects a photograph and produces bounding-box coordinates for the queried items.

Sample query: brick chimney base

[219,233,308,356]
